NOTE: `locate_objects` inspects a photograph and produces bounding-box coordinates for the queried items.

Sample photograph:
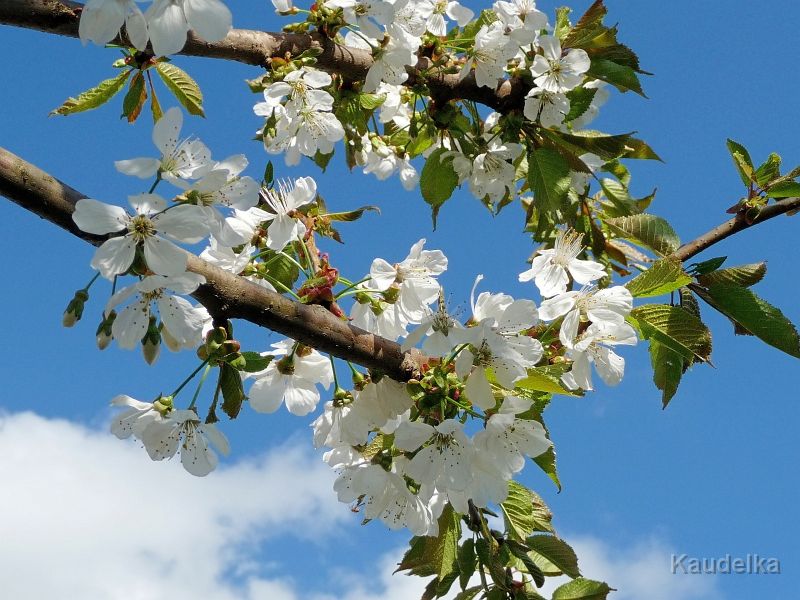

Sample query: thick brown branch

[0,145,422,381]
[671,198,800,262]
[0,0,527,112]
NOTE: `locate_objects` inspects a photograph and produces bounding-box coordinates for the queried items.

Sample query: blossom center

[128,214,156,242]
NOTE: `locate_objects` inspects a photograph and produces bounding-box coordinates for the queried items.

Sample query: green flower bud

[62,289,89,328]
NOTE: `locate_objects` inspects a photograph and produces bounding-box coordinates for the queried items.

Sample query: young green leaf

[155,61,205,117]
[396,505,461,582]
[587,58,645,96]
[649,340,685,407]
[501,482,554,541]
[527,147,571,211]
[726,138,754,186]
[625,257,692,298]
[533,446,562,492]
[240,351,273,373]
[219,362,246,419]
[754,152,781,188]
[420,148,459,227]
[551,577,612,600]
[121,71,147,123]
[51,69,132,116]
[526,534,581,578]
[696,262,766,288]
[457,539,476,592]
[605,214,681,255]
[628,304,712,363]
[695,284,800,358]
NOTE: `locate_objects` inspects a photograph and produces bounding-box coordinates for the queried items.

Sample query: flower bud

[62,289,89,328]
[141,316,161,365]
[95,310,116,350]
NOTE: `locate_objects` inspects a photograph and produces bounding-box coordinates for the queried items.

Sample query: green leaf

[726,139,754,186]
[526,535,581,578]
[397,505,461,582]
[51,69,132,116]
[155,61,205,117]
[563,1,607,48]
[219,362,246,419]
[407,127,435,157]
[587,58,645,96]
[527,148,571,211]
[552,577,612,600]
[626,257,692,297]
[754,152,781,187]
[359,93,386,109]
[515,367,579,396]
[605,214,681,256]
[453,586,483,600]
[506,539,545,587]
[649,340,684,408]
[533,446,562,492]
[765,180,800,198]
[564,87,597,122]
[554,7,572,40]
[263,161,274,186]
[688,256,727,276]
[628,304,712,363]
[261,250,300,290]
[599,178,640,216]
[544,130,660,162]
[501,482,554,542]
[149,80,164,123]
[240,351,273,373]
[696,284,800,358]
[326,205,380,222]
[420,148,459,227]
[457,539,476,592]
[121,71,147,123]
[697,262,766,288]
[313,150,334,171]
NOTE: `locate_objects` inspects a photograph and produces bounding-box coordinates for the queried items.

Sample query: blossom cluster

[79,0,233,56]
[255,0,611,209]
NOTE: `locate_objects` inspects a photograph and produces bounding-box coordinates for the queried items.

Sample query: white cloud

[0,412,722,600]
[0,411,342,600]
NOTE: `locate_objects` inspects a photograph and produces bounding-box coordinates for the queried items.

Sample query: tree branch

[0,145,422,381]
[0,0,528,112]
[671,198,800,262]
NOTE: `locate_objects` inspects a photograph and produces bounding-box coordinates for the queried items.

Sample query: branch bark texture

[0,0,528,112]
[0,145,421,381]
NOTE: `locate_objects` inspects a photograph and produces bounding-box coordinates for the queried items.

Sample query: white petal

[112,299,151,349]
[91,236,137,279]
[143,237,188,276]
[115,158,161,179]
[183,0,232,43]
[465,367,495,410]
[153,106,182,156]
[73,199,128,235]
[146,0,189,56]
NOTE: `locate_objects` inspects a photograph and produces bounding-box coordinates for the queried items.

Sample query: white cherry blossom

[539,285,633,346]
[248,340,334,416]
[115,107,212,185]
[524,88,570,128]
[420,0,474,36]
[530,35,590,93]
[494,0,548,45]
[104,272,207,351]
[73,193,208,279]
[109,394,165,439]
[561,322,638,390]
[519,229,606,298]
[145,0,232,57]
[460,22,516,89]
[79,0,148,51]
[394,419,474,492]
[139,409,230,476]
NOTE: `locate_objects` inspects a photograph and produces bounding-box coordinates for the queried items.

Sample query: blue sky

[0,1,798,598]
